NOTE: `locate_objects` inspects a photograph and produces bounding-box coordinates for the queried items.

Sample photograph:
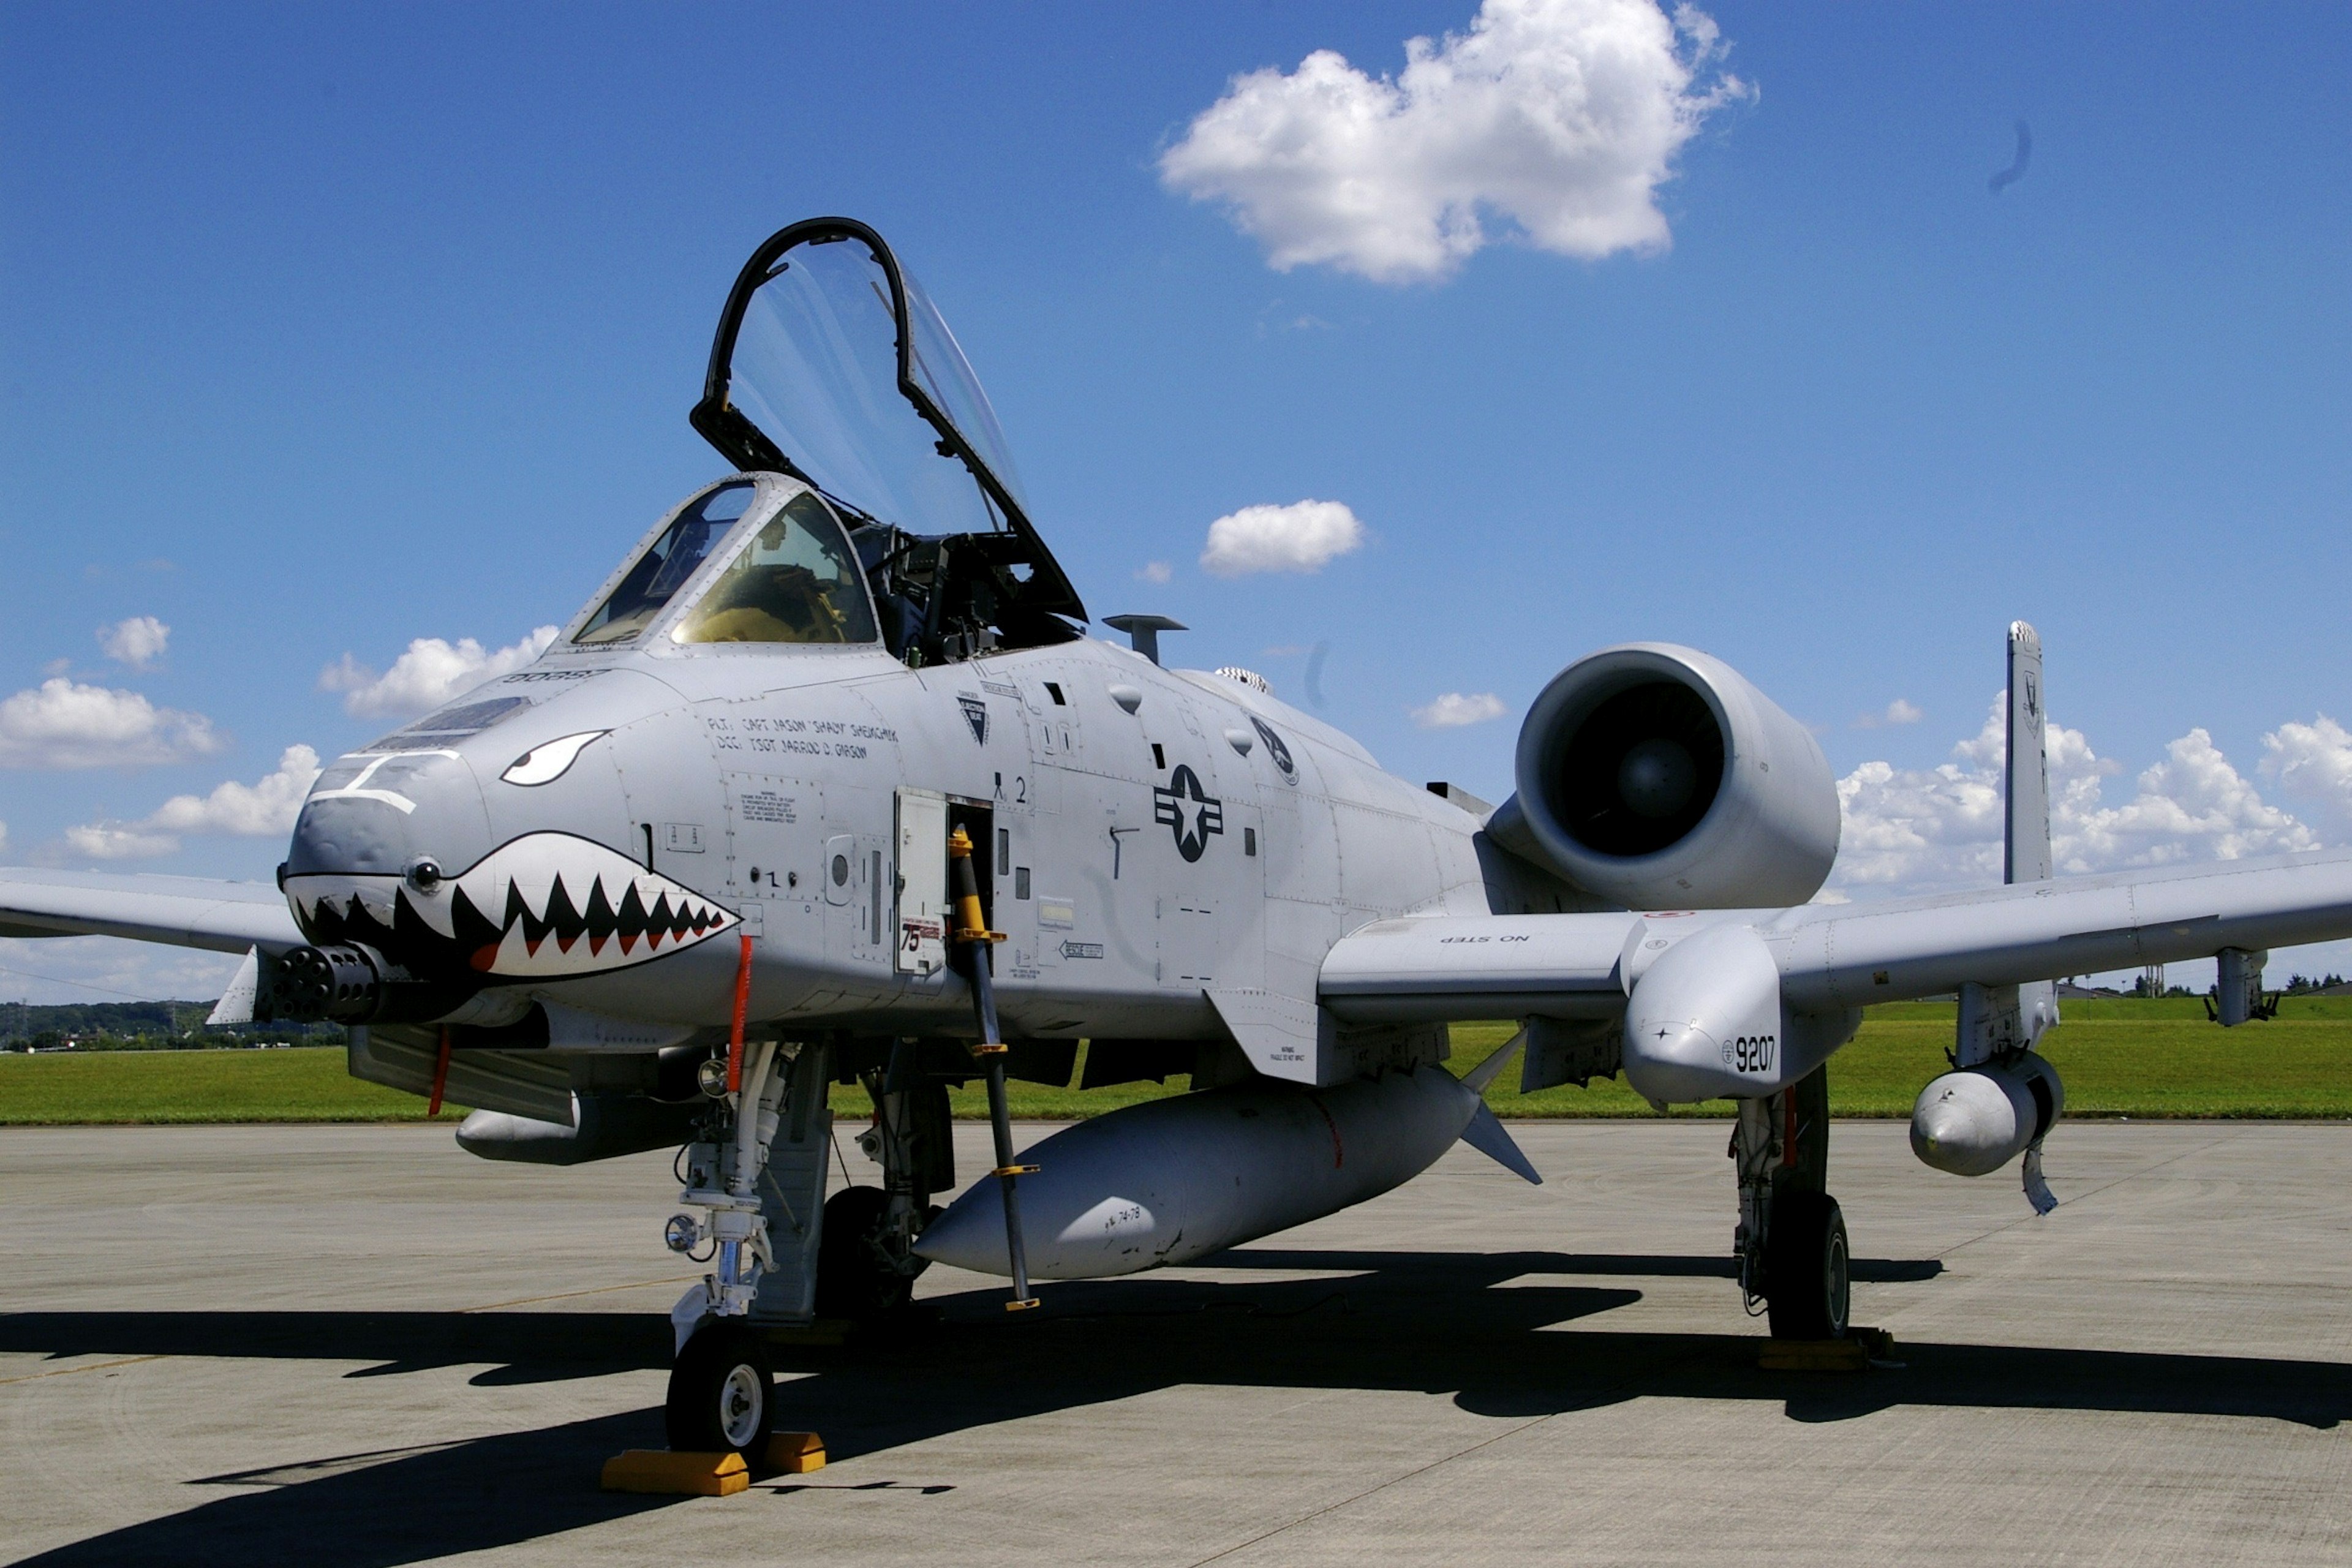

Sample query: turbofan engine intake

[1505,644,1839,909]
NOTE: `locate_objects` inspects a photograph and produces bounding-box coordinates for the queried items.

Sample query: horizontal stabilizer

[1460,1101,1541,1185]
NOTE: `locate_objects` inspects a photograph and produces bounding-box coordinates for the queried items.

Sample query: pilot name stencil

[1153,765,1224,862]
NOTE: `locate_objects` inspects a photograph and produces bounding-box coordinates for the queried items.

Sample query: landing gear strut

[1734,1066,1850,1339]
[824,1036,954,1321]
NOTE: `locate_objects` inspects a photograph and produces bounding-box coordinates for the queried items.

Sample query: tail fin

[1958,622,2063,1065]
[1978,620,2061,1214]
[2006,621,2051,884]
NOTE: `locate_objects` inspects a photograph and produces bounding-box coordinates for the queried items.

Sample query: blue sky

[3,1,2348,1002]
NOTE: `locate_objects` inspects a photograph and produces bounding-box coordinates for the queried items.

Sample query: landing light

[696,1057,731,1099]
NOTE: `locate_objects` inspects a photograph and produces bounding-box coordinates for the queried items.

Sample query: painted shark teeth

[285,831,738,980]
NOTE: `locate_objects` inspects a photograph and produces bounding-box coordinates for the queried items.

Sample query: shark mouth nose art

[287,832,739,980]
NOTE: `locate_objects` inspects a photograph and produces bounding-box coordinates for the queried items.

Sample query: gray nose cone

[1911,1097,1973,1163]
[286,752,494,875]
[912,1194,1006,1276]
[1909,1072,2027,1177]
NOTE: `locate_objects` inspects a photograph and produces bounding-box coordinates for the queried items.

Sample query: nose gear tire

[666,1322,772,1457]
[1764,1190,1850,1340]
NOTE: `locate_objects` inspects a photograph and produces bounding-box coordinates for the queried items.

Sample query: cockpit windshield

[723,237,1013,538]
[690,219,1086,644]
[673,493,878,646]
[574,483,755,645]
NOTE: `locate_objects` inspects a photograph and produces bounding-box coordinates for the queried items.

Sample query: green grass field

[4,997,2350,1125]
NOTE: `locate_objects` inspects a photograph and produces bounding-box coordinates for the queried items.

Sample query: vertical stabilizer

[1972,620,2060,1212]
[2005,621,2052,884]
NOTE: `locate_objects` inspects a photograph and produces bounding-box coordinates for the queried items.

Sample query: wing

[0,867,303,956]
[1324,847,2352,1020]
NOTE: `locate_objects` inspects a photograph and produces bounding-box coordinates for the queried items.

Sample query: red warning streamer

[726,932,753,1093]
[428,1025,453,1118]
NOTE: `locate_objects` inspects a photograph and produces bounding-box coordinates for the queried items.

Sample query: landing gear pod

[1620,920,1858,1104]
[1910,1052,2064,1178]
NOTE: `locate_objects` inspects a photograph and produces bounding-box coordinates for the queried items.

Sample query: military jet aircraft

[6,216,2350,1460]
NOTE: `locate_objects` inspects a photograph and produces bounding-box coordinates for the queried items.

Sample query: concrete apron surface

[3,1118,2350,1566]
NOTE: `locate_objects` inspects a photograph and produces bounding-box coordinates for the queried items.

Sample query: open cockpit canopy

[689,218,1085,663]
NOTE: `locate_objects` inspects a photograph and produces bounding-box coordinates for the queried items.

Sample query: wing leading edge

[0,867,302,956]
[1322,846,2352,1022]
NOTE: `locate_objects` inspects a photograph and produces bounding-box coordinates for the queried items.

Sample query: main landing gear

[826,1035,955,1321]
[1733,1065,1850,1340]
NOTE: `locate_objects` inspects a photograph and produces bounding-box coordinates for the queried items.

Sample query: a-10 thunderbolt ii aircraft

[6,216,2351,1458]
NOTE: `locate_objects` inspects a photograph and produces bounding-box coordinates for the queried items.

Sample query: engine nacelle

[1506,643,1839,909]
[1910,1053,2064,1177]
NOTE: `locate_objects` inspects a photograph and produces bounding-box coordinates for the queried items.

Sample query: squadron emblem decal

[1152,764,1225,862]
[958,695,989,744]
[1250,717,1297,784]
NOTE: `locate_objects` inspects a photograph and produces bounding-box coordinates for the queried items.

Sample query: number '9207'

[1724,1034,1777,1074]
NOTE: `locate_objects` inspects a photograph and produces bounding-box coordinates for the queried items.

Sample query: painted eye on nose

[404,858,443,894]
[501,730,610,787]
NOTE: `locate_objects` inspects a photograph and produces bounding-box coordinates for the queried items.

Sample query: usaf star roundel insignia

[1153,764,1225,862]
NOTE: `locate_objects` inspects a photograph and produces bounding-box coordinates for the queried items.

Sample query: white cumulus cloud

[1833,695,2321,898]
[1412,692,1509,729]
[146,745,322,837]
[320,627,558,718]
[1136,561,1174,585]
[63,823,180,861]
[97,616,170,670]
[1200,500,1365,578]
[1854,698,1922,729]
[63,745,322,862]
[0,678,222,769]
[2262,715,2352,837]
[1159,0,1751,283]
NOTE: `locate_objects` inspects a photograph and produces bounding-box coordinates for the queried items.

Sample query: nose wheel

[666,1322,772,1458]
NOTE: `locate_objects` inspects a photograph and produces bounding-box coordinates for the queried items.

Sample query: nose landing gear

[667,1322,774,1458]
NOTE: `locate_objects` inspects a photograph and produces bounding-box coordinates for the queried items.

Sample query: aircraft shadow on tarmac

[9,1246,2350,1567]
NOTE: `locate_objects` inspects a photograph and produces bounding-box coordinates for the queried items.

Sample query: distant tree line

[0,999,344,1053]
[2283,973,2348,995]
